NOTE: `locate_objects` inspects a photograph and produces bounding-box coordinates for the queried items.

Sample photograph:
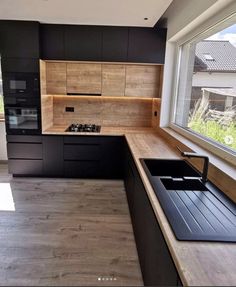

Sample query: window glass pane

[174,24,236,152]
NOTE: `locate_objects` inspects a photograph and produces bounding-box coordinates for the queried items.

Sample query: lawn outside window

[171,13,236,166]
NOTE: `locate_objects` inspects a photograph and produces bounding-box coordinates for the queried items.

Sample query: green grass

[188,119,236,150]
[0,95,4,115]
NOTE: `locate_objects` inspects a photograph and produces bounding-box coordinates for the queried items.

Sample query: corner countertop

[43,125,236,286]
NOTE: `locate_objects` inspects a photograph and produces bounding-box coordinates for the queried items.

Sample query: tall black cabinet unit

[0,21,39,59]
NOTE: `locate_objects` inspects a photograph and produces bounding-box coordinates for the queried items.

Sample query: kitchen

[0,0,236,286]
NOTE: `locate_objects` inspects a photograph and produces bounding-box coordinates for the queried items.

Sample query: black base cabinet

[63,136,124,179]
[124,144,182,286]
[7,135,124,179]
[43,136,64,176]
[7,135,43,176]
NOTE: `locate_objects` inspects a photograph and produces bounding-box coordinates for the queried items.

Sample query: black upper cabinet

[64,25,102,61]
[0,20,39,58]
[40,24,65,60]
[128,27,166,63]
[1,58,39,73]
[102,27,128,62]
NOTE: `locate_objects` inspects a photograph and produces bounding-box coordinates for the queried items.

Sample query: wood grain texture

[125,65,161,98]
[102,64,125,97]
[43,61,163,98]
[52,96,153,127]
[46,62,67,94]
[152,98,161,129]
[67,63,102,94]
[40,60,53,130]
[0,164,143,286]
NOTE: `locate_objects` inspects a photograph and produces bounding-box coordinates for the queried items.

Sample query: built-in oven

[4,98,41,135]
[2,72,39,97]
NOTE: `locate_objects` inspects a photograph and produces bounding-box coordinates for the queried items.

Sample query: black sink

[142,159,200,177]
[160,177,207,191]
[140,158,236,242]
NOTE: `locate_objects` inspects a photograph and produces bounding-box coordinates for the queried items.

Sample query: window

[0,60,4,119]
[172,17,236,158]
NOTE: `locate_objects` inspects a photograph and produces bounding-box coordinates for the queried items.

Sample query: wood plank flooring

[0,164,143,286]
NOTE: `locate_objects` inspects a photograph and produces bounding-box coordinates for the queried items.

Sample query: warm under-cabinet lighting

[0,183,15,211]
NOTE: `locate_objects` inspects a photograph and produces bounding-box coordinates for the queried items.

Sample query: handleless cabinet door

[102,27,128,62]
[43,136,63,176]
[102,64,125,97]
[65,25,102,61]
[128,28,166,63]
[46,62,67,94]
[40,24,65,60]
[67,63,102,95]
[0,20,39,58]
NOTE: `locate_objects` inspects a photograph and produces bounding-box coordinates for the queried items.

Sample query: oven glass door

[5,107,41,134]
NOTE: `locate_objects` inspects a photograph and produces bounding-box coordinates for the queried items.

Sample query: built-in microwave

[4,97,41,135]
[2,72,39,97]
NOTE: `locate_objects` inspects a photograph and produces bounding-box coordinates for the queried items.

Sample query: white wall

[0,122,7,160]
[193,72,236,88]
[163,0,217,40]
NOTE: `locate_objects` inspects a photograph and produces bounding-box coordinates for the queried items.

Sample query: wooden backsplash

[52,96,154,127]
[44,61,163,98]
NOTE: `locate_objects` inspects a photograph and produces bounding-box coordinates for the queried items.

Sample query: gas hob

[66,123,101,133]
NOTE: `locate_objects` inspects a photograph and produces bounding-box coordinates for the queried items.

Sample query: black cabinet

[102,27,128,62]
[40,24,65,60]
[65,25,102,61]
[1,58,39,73]
[43,136,63,176]
[124,144,181,286]
[7,135,43,176]
[100,136,124,179]
[0,20,39,58]
[128,28,166,63]
[63,136,123,179]
[38,23,166,63]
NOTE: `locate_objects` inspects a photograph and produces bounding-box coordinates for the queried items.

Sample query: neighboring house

[192,40,236,110]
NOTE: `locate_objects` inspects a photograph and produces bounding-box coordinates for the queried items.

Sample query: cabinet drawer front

[64,161,100,178]
[64,136,101,145]
[64,144,101,160]
[7,143,43,159]
[8,159,43,175]
[7,135,42,143]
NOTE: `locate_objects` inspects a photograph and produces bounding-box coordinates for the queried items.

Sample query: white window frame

[168,11,236,166]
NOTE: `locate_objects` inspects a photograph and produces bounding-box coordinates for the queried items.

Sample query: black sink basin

[160,178,207,191]
[142,159,200,177]
[140,158,236,242]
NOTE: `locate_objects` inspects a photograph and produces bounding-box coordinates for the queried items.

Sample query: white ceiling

[0,0,173,27]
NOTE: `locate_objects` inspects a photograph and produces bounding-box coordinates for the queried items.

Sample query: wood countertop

[43,125,236,286]
[43,125,155,135]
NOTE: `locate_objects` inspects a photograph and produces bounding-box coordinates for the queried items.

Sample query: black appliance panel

[5,102,41,135]
[2,73,39,97]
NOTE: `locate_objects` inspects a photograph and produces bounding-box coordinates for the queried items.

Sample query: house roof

[194,40,236,72]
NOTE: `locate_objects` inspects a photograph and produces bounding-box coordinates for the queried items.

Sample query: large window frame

[169,12,236,166]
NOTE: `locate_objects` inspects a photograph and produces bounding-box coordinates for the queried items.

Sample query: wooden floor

[0,164,143,286]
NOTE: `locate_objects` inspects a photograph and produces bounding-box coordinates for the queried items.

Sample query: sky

[207,24,236,47]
